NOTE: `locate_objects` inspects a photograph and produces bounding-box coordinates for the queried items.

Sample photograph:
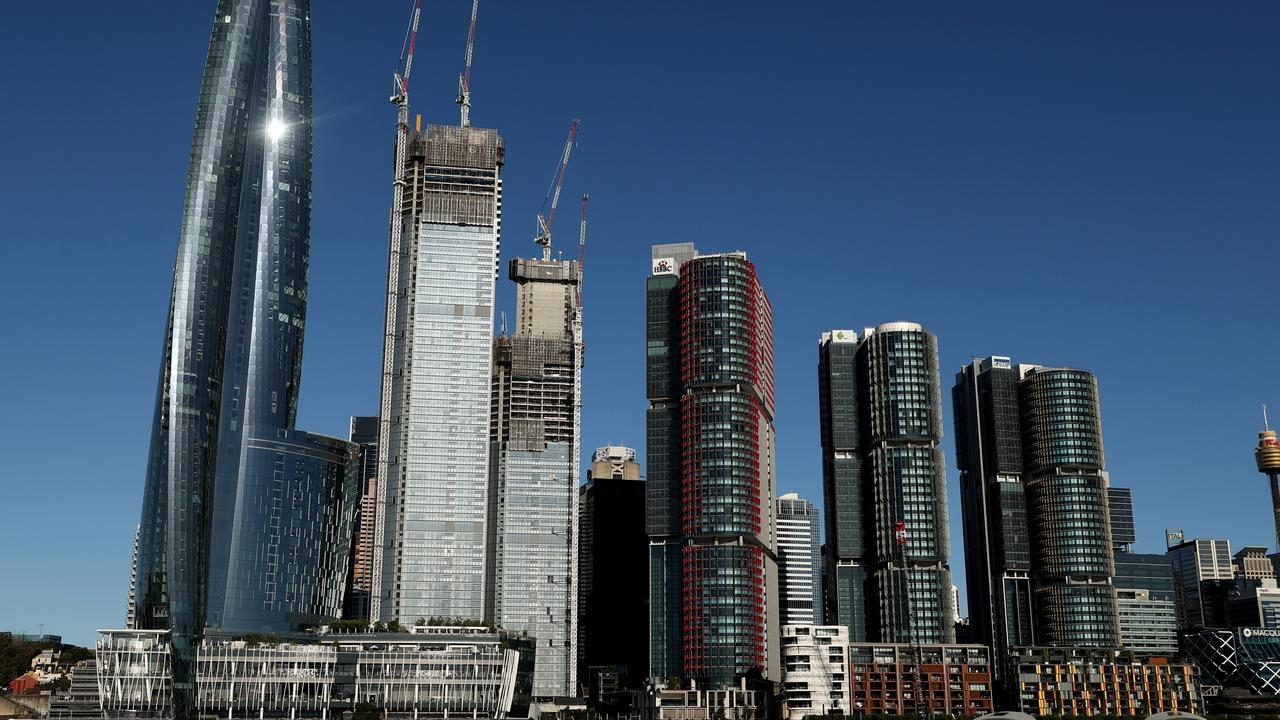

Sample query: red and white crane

[456,0,479,126]
[535,118,581,260]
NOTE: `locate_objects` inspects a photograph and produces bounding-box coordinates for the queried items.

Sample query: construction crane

[535,118,581,260]
[576,194,588,308]
[456,0,479,127]
[373,0,422,626]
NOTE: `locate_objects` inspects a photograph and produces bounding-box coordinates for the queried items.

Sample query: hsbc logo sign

[652,257,676,275]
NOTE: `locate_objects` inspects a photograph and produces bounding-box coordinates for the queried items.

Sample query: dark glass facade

[344,416,379,622]
[952,357,1035,688]
[578,451,647,692]
[130,3,355,716]
[1114,552,1176,602]
[646,246,779,688]
[818,332,868,641]
[1108,487,1137,553]
[1019,367,1119,646]
[818,324,956,647]
[859,324,955,645]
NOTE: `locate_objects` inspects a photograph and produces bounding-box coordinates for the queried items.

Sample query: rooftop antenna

[456,0,479,126]
[1266,404,1272,432]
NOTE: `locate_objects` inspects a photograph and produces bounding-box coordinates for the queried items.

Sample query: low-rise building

[846,643,993,716]
[1116,588,1179,655]
[97,626,534,719]
[1010,646,1200,717]
[780,625,849,719]
[631,682,764,720]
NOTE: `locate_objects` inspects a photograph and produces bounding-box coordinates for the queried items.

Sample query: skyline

[2,1,1279,646]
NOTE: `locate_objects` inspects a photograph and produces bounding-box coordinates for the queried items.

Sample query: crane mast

[576,194,588,308]
[372,0,422,625]
[457,0,480,127]
[535,118,581,260]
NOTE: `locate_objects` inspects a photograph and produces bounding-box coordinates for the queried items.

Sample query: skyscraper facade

[132,3,359,715]
[646,244,780,687]
[1108,487,1136,553]
[372,119,505,625]
[345,416,379,621]
[1168,538,1234,629]
[1019,365,1119,646]
[819,325,956,646]
[777,493,822,626]
[860,323,954,644]
[952,356,1035,676]
[487,252,582,697]
[818,330,868,641]
[578,446,647,693]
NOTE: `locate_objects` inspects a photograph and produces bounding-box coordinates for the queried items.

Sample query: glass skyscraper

[819,325,957,647]
[646,244,780,687]
[952,357,1035,685]
[1019,366,1119,646]
[372,122,504,626]
[132,2,358,716]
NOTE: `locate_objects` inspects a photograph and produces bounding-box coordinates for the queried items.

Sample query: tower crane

[576,194,588,308]
[373,0,422,625]
[456,0,479,126]
[535,119,581,260]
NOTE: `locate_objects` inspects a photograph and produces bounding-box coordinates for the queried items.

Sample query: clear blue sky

[1,1,1277,646]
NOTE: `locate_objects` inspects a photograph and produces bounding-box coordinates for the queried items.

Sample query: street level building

[819,326,956,646]
[130,3,359,716]
[1183,627,1280,697]
[1009,647,1200,717]
[777,493,822,626]
[845,643,993,717]
[97,627,532,719]
[647,244,780,687]
[779,625,850,720]
[1115,589,1179,655]
[578,446,647,694]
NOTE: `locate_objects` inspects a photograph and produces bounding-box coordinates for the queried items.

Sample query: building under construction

[372,0,506,628]
[487,193,585,698]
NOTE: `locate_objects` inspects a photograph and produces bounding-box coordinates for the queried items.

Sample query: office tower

[646,244,780,687]
[777,493,822,626]
[131,3,358,715]
[487,249,582,697]
[372,111,505,623]
[820,326,956,645]
[344,416,379,621]
[1256,415,1280,551]
[1114,552,1177,655]
[859,323,954,644]
[818,330,867,641]
[1168,538,1234,629]
[578,446,646,694]
[1019,365,1119,646]
[1109,487,1136,553]
[952,356,1034,677]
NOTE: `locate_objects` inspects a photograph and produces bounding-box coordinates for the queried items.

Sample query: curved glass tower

[132,2,356,715]
[646,245,780,688]
[1019,366,1119,646]
[858,322,955,645]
